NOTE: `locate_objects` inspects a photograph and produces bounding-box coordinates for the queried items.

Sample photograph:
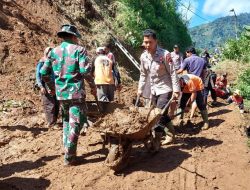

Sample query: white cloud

[203,0,250,16]
[178,0,199,21]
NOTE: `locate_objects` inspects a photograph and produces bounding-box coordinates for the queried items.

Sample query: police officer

[137,29,180,145]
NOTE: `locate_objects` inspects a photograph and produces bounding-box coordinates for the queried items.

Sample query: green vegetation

[113,0,192,51]
[190,13,250,50]
[237,68,250,100]
[222,26,250,100]
[223,26,250,63]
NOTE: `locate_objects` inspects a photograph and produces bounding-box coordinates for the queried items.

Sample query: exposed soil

[93,106,148,134]
[0,1,250,190]
[1,86,250,190]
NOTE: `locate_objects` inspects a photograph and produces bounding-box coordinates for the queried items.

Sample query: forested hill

[189,13,250,50]
[114,0,192,51]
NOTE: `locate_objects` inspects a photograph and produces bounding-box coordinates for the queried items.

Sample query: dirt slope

[0,0,63,106]
[0,0,114,102]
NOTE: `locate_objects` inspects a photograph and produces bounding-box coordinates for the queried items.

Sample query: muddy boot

[176,108,184,128]
[162,122,175,145]
[211,100,217,106]
[64,156,77,166]
[201,110,209,130]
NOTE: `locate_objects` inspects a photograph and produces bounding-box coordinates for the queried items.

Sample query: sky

[178,0,250,28]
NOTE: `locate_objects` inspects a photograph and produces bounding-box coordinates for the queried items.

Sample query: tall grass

[222,26,250,108]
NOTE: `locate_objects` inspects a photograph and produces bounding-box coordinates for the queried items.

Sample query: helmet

[57,24,81,38]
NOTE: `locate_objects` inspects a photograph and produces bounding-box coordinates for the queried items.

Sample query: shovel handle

[94,95,101,112]
[135,95,140,107]
[118,91,121,103]
[161,97,174,115]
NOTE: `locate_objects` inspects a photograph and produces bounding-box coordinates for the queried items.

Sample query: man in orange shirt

[93,47,122,102]
[177,74,209,130]
[103,43,122,89]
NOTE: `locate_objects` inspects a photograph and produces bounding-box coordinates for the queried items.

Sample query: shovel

[143,98,174,132]
[134,95,140,107]
[158,97,174,117]
[94,95,102,113]
[117,90,121,103]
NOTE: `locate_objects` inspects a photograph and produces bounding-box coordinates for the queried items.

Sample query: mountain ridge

[189,13,250,50]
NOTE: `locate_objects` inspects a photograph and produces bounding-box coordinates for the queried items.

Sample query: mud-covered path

[0,0,249,189]
[0,100,250,190]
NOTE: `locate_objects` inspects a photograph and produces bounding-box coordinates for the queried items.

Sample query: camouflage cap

[57,24,81,38]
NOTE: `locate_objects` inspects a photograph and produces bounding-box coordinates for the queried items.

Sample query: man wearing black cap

[171,45,183,71]
[138,29,180,145]
[40,24,96,166]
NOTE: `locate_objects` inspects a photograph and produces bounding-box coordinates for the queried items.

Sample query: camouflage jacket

[40,41,95,100]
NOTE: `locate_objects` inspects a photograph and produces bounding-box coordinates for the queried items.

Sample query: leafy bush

[236,68,250,99]
[222,27,250,63]
[222,26,250,104]
[113,0,192,51]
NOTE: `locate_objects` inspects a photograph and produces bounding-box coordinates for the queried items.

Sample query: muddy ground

[0,1,250,190]
[93,106,149,134]
[0,89,250,190]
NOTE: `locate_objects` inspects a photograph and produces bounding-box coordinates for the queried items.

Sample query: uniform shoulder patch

[165,52,173,64]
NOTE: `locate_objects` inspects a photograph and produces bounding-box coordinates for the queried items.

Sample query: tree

[113,0,192,51]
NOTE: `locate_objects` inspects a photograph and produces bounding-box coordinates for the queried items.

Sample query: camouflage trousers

[60,99,87,163]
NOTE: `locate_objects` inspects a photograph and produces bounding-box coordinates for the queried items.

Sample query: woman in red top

[227,89,244,113]
[214,73,230,99]
[216,73,228,89]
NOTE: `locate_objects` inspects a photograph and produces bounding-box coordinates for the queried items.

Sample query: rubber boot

[200,110,209,130]
[211,100,217,106]
[162,122,175,145]
[176,108,184,128]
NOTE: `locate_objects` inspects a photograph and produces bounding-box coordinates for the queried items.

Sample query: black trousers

[41,93,60,125]
[151,92,172,125]
[180,91,206,111]
[203,83,217,105]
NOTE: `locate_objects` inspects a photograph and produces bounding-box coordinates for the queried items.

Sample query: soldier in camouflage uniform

[40,24,96,165]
